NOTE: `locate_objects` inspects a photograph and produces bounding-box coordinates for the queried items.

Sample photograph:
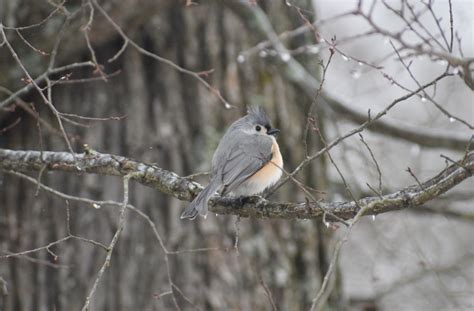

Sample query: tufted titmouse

[181,106,283,220]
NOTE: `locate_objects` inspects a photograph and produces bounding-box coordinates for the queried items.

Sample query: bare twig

[91,0,231,108]
[81,174,131,311]
[0,24,76,155]
[303,46,335,157]
[260,276,278,311]
[406,167,424,190]
[310,193,372,310]
[359,134,383,193]
[15,29,49,55]
[0,117,21,135]
[1,1,67,30]
[389,41,473,129]
[226,2,469,152]
[0,61,96,109]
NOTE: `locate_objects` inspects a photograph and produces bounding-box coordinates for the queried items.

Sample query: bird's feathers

[182,106,275,220]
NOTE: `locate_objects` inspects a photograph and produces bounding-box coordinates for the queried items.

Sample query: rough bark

[0,1,332,310]
[1,148,472,220]
[1,1,472,310]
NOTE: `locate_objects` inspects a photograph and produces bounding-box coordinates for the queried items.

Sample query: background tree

[0,0,472,310]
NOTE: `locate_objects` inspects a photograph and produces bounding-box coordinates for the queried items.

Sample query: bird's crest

[246,106,270,126]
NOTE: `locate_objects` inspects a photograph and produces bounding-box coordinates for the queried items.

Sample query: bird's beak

[267,128,280,136]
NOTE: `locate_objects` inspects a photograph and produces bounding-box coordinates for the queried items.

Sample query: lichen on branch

[0,148,472,220]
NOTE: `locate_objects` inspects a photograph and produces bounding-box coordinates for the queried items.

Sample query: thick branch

[1,148,472,220]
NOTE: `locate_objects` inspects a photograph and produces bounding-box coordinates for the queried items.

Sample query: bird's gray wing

[218,134,273,194]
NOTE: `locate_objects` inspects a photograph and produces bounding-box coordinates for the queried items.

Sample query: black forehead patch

[246,106,271,126]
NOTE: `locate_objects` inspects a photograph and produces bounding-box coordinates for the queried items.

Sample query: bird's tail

[180,179,220,220]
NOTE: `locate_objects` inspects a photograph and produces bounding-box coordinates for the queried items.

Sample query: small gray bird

[181,106,283,220]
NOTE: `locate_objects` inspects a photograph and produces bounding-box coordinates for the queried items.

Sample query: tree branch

[1,148,472,220]
[225,1,470,151]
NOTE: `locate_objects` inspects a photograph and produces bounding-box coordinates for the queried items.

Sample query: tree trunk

[0,1,336,310]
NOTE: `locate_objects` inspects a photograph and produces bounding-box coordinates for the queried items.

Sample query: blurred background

[0,0,473,310]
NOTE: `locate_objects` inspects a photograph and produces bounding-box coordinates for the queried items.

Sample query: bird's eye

[255,125,261,132]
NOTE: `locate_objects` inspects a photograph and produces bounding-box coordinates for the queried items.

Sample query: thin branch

[389,41,473,129]
[356,2,474,90]
[238,10,356,59]
[90,0,231,108]
[310,197,369,310]
[15,29,49,55]
[359,134,383,193]
[0,250,69,268]
[0,236,71,259]
[1,1,67,30]
[303,48,334,157]
[0,61,95,109]
[259,276,278,311]
[81,0,107,80]
[0,117,21,135]
[81,174,131,311]
[0,24,76,155]
[3,167,186,309]
[225,2,469,151]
